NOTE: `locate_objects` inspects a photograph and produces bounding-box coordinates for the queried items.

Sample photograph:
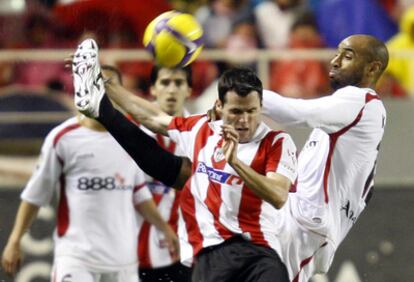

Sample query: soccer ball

[143,11,204,67]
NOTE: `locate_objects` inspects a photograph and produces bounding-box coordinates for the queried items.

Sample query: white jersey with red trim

[21,117,152,272]
[167,115,298,266]
[263,86,386,281]
[137,126,185,269]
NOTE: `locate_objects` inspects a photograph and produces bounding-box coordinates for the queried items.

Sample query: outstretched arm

[105,79,171,136]
[262,89,366,133]
[97,94,191,188]
[136,199,179,261]
[1,201,40,277]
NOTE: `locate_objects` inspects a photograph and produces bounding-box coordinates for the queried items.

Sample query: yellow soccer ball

[143,11,204,67]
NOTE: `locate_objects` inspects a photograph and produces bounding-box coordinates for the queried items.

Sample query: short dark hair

[101,65,123,85]
[218,67,263,104]
[149,65,192,87]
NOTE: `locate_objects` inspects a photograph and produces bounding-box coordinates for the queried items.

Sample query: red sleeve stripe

[57,172,69,237]
[167,114,206,132]
[53,123,81,148]
[365,93,380,103]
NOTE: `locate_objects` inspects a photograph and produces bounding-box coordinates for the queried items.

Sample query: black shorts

[139,262,192,282]
[192,236,289,282]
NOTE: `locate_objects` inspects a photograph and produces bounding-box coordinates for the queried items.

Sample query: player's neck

[174,109,184,117]
[356,78,376,90]
[77,115,107,132]
[173,106,188,117]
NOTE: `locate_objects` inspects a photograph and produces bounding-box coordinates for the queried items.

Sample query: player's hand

[207,100,222,122]
[102,72,121,87]
[163,225,180,262]
[221,124,239,165]
[1,241,22,277]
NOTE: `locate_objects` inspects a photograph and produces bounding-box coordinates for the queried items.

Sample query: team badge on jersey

[213,147,225,162]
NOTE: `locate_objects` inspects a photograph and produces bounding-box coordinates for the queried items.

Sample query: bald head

[344,34,389,74]
[329,34,389,89]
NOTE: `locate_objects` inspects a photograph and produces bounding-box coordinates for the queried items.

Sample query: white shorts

[51,257,139,282]
[277,194,336,282]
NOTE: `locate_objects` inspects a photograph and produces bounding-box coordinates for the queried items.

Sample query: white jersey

[167,115,298,266]
[263,87,386,281]
[21,117,152,272]
[138,126,186,269]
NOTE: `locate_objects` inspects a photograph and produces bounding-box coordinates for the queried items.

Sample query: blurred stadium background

[0,0,413,281]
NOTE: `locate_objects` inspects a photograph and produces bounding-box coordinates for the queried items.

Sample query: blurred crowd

[0,0,414,102]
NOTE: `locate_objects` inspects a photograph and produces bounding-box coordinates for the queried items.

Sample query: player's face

[220,91,262,143]
[329,37,368,90]
[151,69,191,116]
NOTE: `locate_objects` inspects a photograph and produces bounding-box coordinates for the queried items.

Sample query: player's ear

[207,99,222,121]
[214,99,223,120]
[215,99,223,110]
[368,61,382,77]
[150,85,157,98]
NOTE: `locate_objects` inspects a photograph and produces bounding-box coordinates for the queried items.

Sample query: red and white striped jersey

[137,126,185,269]
[167,115,298,266]
[263,86,386,281]
[21,117,152,272]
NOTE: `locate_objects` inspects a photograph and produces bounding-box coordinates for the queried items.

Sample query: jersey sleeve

[266,132,297,183]
[167,114,208,160]
[21,132,62,207]
[132,168,153,205]
[133,183,153,205]
[262,87,366,133]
